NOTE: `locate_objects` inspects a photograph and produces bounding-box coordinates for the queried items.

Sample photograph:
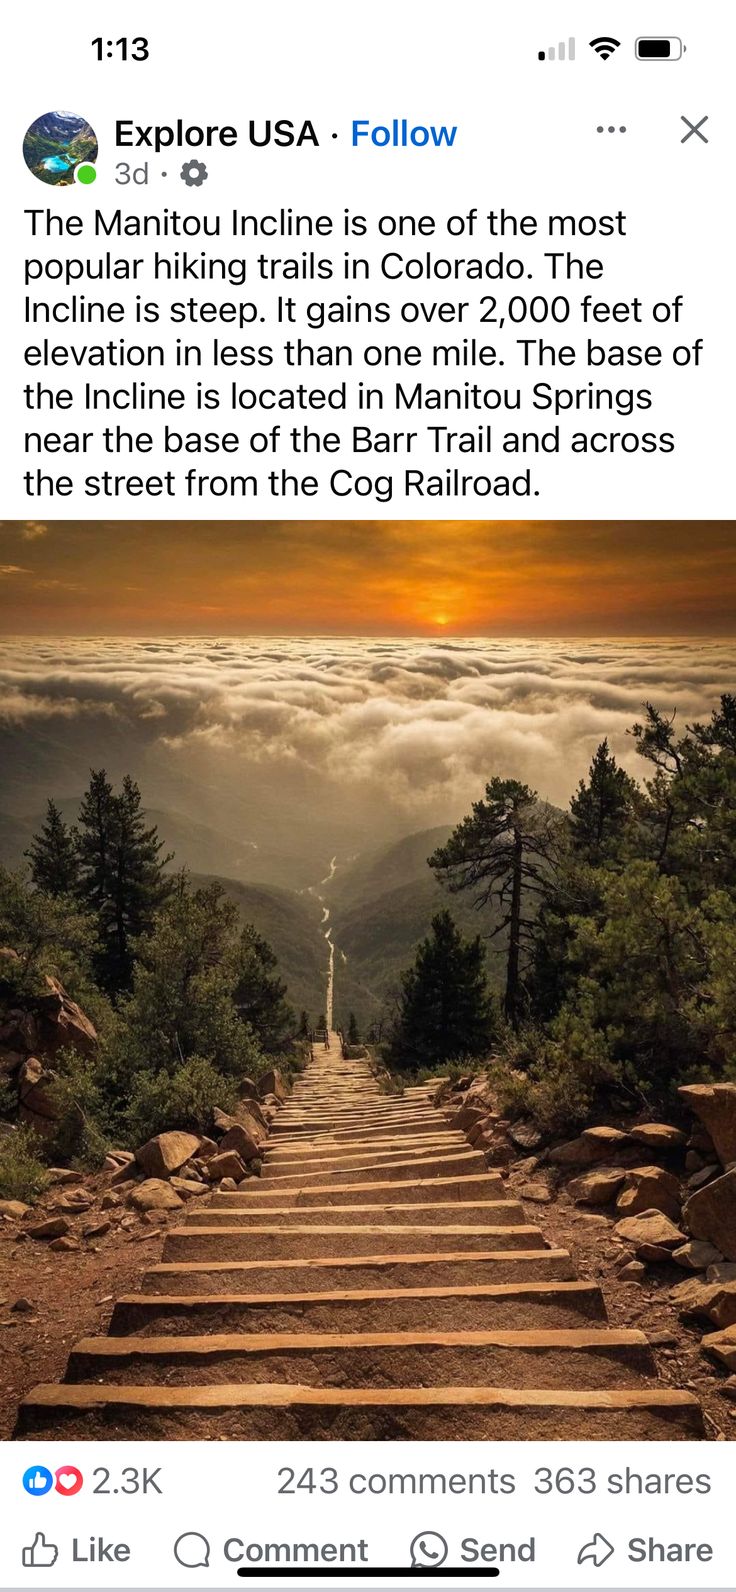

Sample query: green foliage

[384,910,495,1074]
[430,778,560,1025]
[77,770,172,992]
[234,924,295,1052]
[414,696,736,1129]
[125,1055,237,1143]
[0,865,101,1008]
[0,1126,48,1203]
[25,799,79,897]
[348,1011,360,1045]
[46,1046,109,1170]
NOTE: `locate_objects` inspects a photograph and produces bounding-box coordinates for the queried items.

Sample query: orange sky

[0,519,734,634]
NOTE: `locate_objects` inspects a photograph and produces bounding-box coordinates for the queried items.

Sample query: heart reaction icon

[55,1466,83,1496]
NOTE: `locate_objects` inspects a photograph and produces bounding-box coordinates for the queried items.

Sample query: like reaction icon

[23,1466,53,1497]
[22,1533,58,1568]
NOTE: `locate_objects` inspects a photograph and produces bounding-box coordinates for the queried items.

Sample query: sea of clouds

[0,636,733,823]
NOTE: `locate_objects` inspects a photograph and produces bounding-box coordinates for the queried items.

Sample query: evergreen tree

[76,770,172,992]
[347,1011,360,1045]
[298,1010,310,1039]
[384,910,493,1073]
[234,924,294,1052]
[25,799,79,897]
[430,778,559,1026]
[569,740,639,862]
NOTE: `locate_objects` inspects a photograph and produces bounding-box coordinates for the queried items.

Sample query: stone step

[16,1383,704,1442]
[263,1145,477,1173]
[161,1223,546,1263]
[142,1249,576,1295]
[109,1279,608,1336]
[268,1132,464,1154]
[64,1327,657,1391]
[184,1201,525,1229]
[212,1173,506,1207]
[262,1151,488,1186]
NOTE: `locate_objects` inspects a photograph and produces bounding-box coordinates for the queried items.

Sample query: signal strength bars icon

[538,37,575,61]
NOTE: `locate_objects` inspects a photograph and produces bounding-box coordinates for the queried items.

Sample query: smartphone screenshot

[0,1,733,1588]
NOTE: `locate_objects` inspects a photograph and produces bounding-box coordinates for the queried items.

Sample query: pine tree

[569,740,639,861]
[234,924,294,1052]
[430,778,559,1026]
[77,770,172,992]
[298,1010,310,1039]
[385,910,493,1073]
[25,799,79,897]
[348,1011,360,1045]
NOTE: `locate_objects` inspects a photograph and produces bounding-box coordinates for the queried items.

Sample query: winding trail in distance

[308,856,339,1030]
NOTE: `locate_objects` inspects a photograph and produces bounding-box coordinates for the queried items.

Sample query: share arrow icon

[577,1533,615,1568]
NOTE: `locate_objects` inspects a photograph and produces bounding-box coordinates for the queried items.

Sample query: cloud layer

[0,636,733,818]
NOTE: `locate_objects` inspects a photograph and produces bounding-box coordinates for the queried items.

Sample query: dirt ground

[509,1171,736,1441]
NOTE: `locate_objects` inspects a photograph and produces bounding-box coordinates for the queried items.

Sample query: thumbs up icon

[22,1532,59,1568]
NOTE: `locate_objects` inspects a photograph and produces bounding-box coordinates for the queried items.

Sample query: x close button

[681,114,709,143]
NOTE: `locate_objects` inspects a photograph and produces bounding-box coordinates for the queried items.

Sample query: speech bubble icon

[174,1532,211,1569]
[410,1531,449,1569]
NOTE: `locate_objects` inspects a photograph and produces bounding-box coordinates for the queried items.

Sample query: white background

[0,0,733,517]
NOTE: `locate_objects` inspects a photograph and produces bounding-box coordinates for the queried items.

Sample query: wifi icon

[589,35,621,60]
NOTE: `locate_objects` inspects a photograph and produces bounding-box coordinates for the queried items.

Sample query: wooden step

[262,1151,488,1185]
[16,1383,704,1442]
[212,1172,506,1207]
[268,1132,464,1154]
[263,1145,479,1173]
[64,1327,657,1390]
[142,1249,576,1294]
[161,1223,545,1262]
[109,1279,608,1335]
[183,1200,526,1228]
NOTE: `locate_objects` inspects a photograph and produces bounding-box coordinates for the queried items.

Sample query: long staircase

[16,1038,704,1439]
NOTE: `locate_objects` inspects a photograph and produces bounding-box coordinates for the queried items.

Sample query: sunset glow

[0,519,733,636]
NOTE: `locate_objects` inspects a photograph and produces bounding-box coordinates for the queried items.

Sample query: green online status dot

[76,163,97,184]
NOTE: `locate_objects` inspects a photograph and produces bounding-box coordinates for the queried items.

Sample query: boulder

[83,1218,112,1238]
[27,1215,70,1240]
[467,1115,497,1147]
[614,1208,685,1261]
[687,1164,721,1192]
[615,1165,681,1221]
[549,1126,631,1166]
[672,1239,723,1271]
[238,1078,259,1101]
[214,1102,268,1144]
[219,1176,238,1191]
[618,1259,647,1282]
[684,1168,736,1260]
[701,1325,736,1373]
[49,1235,79,1253]
[46,1168,83,1186]
[567,1165,628,1206]
[109,1159,139,1187]
[128,1178,184,1213]
[508,1119,544,1152]
[205,1150,247,1183]
[670,1276,724,1319]
[196,1137,219,1160]
[135,1131,202,1179]
[257,1067,287,1102]
[679,1083,736,1169]
[0,1199,31,1220]
[707,1262,736,1283]
[449,1103,487,1132]
[218,1124,260,1164]
[54,1191,93,1213]
[17,1056,68,1138]
[630,1122,686,1151]
[709,1285,736,1329]
[170,1177,210,1199]
[519,1183,552,1203]
[101,1191,121,1210]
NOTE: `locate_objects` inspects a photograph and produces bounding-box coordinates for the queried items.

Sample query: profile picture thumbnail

[23,110,98,185]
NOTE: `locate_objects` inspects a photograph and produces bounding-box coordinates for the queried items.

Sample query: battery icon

[635,36,684,59]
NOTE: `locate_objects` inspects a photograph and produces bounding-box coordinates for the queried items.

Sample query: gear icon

[180,159,208,187]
